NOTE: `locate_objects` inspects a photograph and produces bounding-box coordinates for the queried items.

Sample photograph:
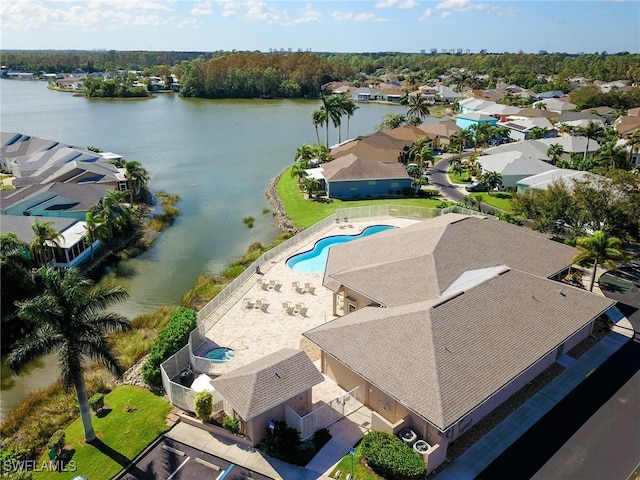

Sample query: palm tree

[449,162,465,180]
[557,123,576,136]
[625,128,640,166]
[84,211,108,260]
[311,109,326,145]
[320,94,342,146]
[290,162,307,186]
[481,170,503,194]
[124,161,150,205]
[529,127,549,140]
[577,121,605,162]
[335,95,358,140]
[547,143,565,164]
[30,219,63,267]
[573,230,624,292]
[406,93,430,125]
[452,71,473,93]
[0,232,34,313]
[294,144,315,164]
[7,267,130,443]
[301,177,320,199]
[95,190,131,240]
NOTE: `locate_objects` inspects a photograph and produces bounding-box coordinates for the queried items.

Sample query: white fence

[285,388,361,440]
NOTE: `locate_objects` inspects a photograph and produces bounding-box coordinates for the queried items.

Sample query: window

[348,303,357,313]
[390,182,399,187]
[368,180,377,185]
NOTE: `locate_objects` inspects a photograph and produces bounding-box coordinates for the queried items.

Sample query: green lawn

[33,385,172,480]
[330,443,383,480]
[477,192,515,213]
[448,170,472,184]
[278,167,450,228]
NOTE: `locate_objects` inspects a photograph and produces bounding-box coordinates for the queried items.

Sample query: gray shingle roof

[323,214,577,306]
[211,348,324,421]
[0,215,78,243]
[305,269,614,431]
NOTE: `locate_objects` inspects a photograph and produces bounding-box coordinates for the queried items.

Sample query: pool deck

[198,216,421,377]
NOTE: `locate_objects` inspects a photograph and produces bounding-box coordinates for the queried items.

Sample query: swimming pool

[204,347,236,363]
[287,224,395,273]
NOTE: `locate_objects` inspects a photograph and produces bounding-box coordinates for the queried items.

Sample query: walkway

[435,323,633,480]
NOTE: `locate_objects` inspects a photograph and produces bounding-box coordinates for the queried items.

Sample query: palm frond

[7,329,65,374]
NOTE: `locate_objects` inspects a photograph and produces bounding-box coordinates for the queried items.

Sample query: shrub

[47,430,66,454]
[361,430,426,480]
[312,428,332,450]
[89,393,105,413]
[222,415,239,434]
[243,216,255,228]
[261,420,300,457]
[194,391,213,421]
[401,187,415,196]
[142,306,198,386]
[417,188,440,198]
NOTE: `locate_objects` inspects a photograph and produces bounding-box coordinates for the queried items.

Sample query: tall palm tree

[311,109,326,145]
[7,267,130,443]
[339,96,358,140]
[0,232,34,313]
[290,162,307,186]
[320,94,342,146]
[95,190,131,240]
[124,161,150,205]
[406,93,430,125]
[577,121,605,162]
[573,230,624,292]
[294,144,315,164]
[30,219,63,267]
[547,143,565,164]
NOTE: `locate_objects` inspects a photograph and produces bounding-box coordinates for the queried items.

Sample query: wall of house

[455,118,497,130]
[323,354,368,405]
[342,287,378,312]
[287,389,313,417]
[246,403,286,446]
[328,178,412,199]
[560,322,593,354]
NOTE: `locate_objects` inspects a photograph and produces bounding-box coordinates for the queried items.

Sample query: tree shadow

[90,438,131,468]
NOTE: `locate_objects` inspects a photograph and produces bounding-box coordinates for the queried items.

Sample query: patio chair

[304,282,312,291]
[268,280,276,289]
[245,299,255,310]
[274,282,282,292]
[260,302,269,312]
[296,284,305,294]
[306,286,316,295]
[299,306,308,317]
[256,279,263,287]
[261,282,269,290]
[294,303,303,314]
[292,281,298,291]
[282,302,290,312]
[286,305,295,315]
[254,299,263,310]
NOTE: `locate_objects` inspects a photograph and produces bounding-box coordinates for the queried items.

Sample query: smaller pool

[287,224,395,273]
[204,347,235,363]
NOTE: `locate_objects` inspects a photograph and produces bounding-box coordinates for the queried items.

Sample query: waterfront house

[304,214,614,474]
[0,182,109,220]
[332,131,411,163]
[455,112,497,130]
[0,215,99,268]
[315,153,412,198]
[417,120,461,150]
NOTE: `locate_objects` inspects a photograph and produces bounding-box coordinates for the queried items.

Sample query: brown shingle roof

[417,120,461,139]
[321,154,410,182]
[211,349,323,421]
[332,131,409,162]
[305,269,614,431]
[324,215,577,305]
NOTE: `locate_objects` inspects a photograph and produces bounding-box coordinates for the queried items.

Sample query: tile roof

[211,348,324,421]
[305,269,614,431]
[323,214,577,306]
[320,154,410,182]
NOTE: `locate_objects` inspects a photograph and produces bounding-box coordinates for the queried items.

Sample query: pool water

[287,225,395,273]
[204,347,235,362]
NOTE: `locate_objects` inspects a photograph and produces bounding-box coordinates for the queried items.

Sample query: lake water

[0,79,430,420]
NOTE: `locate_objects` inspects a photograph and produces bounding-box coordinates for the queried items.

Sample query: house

[516,169,605,193]
[615,139,640,166]
[434,85,463,103]
[537,136,601,158]
[599,80,628,93]
[477,103,521,117]
[581,106,617,124]
[458,97,495,114]
[383,125,431,147]
[304,214,614,474]
[498,116,557,141]
[55,77,85,90]
[614,115,640,137]
[314,153,413,198]
[1,182,109,220]
[211,348,324,446]
[533,98,577,114]
[0,215,99,268]
[482,140,550,161]
[476,151,556,189]
[332,131,411,163]
[515,107,559,122]
[557,112,606,130]
[533,90,566,100]
[455,112,497,130]
[1,132,70,170]
[350,87,382,102]
[417,120,461,150]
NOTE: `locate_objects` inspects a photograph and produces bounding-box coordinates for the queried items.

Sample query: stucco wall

[247,403,286,446]
[328,178,412,199]
[324,353,368,405]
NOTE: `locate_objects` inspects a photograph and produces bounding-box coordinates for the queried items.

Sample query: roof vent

[558,289,566,297]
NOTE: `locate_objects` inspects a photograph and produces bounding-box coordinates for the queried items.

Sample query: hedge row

[361,430,426,480]
[142,306,198,386]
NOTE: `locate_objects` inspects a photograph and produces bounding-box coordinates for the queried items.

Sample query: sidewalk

[435,319,634,480]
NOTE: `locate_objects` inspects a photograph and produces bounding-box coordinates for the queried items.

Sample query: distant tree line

[3,50,640,98]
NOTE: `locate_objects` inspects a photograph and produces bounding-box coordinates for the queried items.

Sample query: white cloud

[290,3,321,24]
[421,7,433,19]
[440,11,451,18]
[244,0,280,23]
[216,0,241,18]
[332,10,389,22]
[375,0,419,8]
[435,0,516,18]
[191,1,214,16]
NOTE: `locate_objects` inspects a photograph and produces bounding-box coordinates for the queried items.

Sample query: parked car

[465,181,488,192]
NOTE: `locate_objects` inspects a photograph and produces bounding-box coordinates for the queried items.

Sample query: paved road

[117,437,273,480]
[430,157,466,204]
[477,264,640,480]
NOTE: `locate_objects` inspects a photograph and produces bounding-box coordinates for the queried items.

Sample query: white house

[477,151,557,189]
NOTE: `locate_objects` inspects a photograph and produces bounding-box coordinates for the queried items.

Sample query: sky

[1,0,639,54]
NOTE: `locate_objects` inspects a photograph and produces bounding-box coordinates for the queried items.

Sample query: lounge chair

[274,282,282,292]
[306,286,316,295]
[292,281,298,291]
[245,299,255,310]
[254,299,263,310]
[299,306,308,317]
[260,302,269,312]
[282,302,290,312]
[268,280,276,289]
[286,305,295,315]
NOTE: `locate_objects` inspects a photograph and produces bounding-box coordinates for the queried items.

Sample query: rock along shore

[265,170,302,234]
